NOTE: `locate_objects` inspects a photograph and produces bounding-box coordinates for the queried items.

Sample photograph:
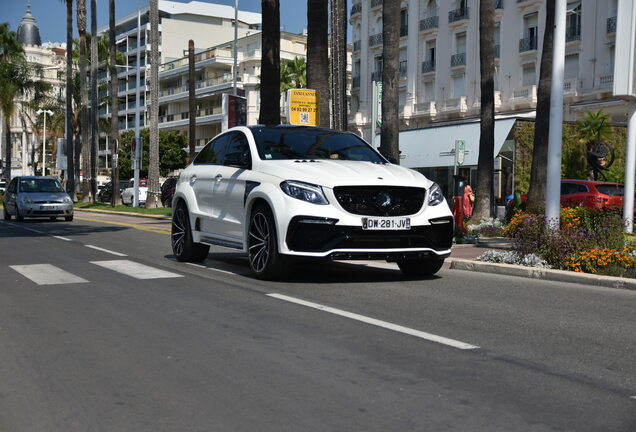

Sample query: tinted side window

[225,132,252,168]
[8,179,17,193]
[193,134,230,165]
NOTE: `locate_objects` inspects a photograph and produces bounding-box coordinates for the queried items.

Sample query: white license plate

[361,217,411,230]
[41,205,57,210]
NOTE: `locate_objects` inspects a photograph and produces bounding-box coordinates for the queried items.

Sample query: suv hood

[256,160,431,189]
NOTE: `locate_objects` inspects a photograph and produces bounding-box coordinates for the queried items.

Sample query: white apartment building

[349,0,624,196]
[157,31,307,147]
[1,3,65,178]
[97,0,261,169]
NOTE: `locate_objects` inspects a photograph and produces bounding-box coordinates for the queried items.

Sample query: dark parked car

[97,180,131,203]
[161,177,177,207]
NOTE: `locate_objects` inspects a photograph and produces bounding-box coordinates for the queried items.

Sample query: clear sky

[2,0,349,45]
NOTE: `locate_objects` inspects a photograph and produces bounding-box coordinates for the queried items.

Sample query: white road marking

[186,262,237,275]
[10,264,89,285]
[21,227,46,234]
[52,236,72,242]
[84,245,127,257]
[91,260,183,279]
[267,293,480,351]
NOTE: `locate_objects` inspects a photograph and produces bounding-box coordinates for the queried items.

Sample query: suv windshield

[19,178,65,193]
[251,127,386,163]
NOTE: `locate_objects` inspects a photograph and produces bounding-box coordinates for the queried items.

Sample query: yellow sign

[287,89,319,126]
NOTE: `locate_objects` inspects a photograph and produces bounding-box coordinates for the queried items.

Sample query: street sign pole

[133,8,142,207]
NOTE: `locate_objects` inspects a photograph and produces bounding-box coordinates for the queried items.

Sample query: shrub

[467,217,504,237]
[563,247,636,276]
[476,250,550,268]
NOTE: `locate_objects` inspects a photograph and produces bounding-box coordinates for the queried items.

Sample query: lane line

[75,216,171,235]
[52,235,72,242]
[186,262,237,275]
[91,260,183,279]
[267,293,480,351]
[84,245,127,257]
[20,226,46,234]
[10,264,89,285]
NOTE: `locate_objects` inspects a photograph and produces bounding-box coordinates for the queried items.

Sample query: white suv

[171,126,453,280]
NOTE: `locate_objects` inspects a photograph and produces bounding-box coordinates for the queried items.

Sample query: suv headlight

[428,183,445,206]
[280,181,329,205]
[63,196,72,204]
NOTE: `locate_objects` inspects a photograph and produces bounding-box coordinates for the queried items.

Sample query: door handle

[215,174,223,182]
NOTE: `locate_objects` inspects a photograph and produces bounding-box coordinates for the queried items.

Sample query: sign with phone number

[287,89,320,126]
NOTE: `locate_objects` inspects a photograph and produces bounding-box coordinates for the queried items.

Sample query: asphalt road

[0,210,634,431]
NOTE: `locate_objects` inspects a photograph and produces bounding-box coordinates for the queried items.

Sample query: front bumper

[19,202,73,218]
[285,215,454,259]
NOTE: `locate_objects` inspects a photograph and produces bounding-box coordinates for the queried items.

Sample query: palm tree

[330,0,347,131]
[109,0,120,206]
[379,0,399,163]
[306,0,329,127]
[188,39,196,163]
[280,57,306,92]
[472,0,496,220]
[576,110,612,144]
[259,0,280,125]
[65,0,76,199]
[146,0,162,208]
[90,0,98,201]
[77,0,90,201]
[0,23,25,181]
[525,0,555,214]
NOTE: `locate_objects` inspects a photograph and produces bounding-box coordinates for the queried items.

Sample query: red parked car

[511,180,635,211]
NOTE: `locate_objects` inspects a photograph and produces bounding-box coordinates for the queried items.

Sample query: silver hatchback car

[3,176,74,222]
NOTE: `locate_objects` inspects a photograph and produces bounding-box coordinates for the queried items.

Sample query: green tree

[77,0,90,201]
[280,57,306,92]
[576,110,612,144]
[109,0,120,206]
[118,129,188,179]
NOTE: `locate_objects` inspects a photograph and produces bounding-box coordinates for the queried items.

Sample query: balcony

[511,85,537,108]
[607,16,617,34]
[350,2,362,16]
[371,71,382,82]
[419,16,439,32]
[400,25,408,37]
[598,73,614,89]
[421,59,435,74]
[451,52,466,67]
[566,24,581,43]
[495,0,503,9]
[353,40,361,52]
[416,101,437,116]
[371,0,382,8]
[352,76,360,88]
[519,35,538,52]
[369,33,383,47]
[443,96,468,114]
[399,61,408,78]
[448,7,469,23]
[563,78,583,96]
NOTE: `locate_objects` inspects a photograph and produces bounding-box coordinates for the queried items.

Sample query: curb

[449,258,636,291]
[74,207,171,220]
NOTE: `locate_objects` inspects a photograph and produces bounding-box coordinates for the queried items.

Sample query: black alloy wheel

[248,204,286,280]
[171,202,209,262]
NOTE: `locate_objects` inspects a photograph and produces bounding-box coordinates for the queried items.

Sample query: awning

[382,118,517,169]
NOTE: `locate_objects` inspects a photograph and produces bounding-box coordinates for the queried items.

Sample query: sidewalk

[448,238,636,291]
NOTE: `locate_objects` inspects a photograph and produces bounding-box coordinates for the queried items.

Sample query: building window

[424,79,435,102]
[400,9,408,36]
[522,62,536,87]
[520,12,538,51]
[452,75,465,97]
[566,2,581,42]
[564,54,579,79]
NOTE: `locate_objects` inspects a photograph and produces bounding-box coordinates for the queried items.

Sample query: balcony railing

[371,71,382,82]
[350,2,362,16]
[399,61,408,78]
[420,16,439,31]
[598,73,614,89]
[422,59,435,73]
[607,16,617,34]
[495,44,500,58]
[495,0,503,9]
[369,33,383,47]
[353,40,361,52]
[449,7,469,23]
[566,24,581,42]
[400,25,408,37]
[352,76,360,88]
[451,52,466,67]
[519,35,538,52]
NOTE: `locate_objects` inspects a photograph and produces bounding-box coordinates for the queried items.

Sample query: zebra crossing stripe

[90,260,183,279]
[10,264,89,286]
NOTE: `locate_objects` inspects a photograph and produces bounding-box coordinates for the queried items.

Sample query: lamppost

[36,109,53,176]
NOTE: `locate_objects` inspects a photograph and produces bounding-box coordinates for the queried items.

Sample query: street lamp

[36,109,53,176]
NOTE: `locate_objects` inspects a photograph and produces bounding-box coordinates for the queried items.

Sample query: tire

[15,207,24,222]
[248,204,286,280]
[397,257,445,277]
[65,214,73,222]
[171,202,209,262]
[3,206,10,221]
